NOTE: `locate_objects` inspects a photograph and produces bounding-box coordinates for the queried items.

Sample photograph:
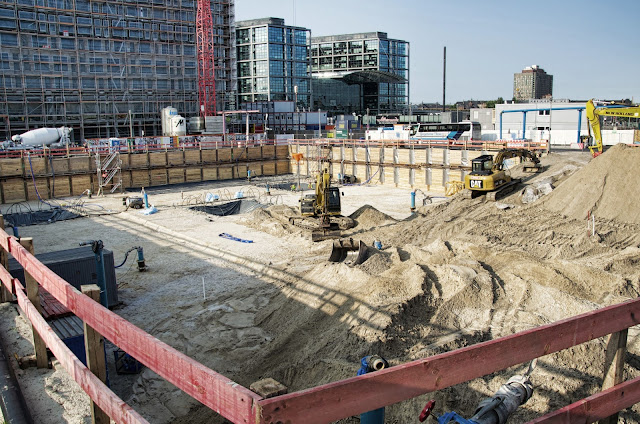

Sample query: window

[237,28,249,44]
[268,26,283,43]
[294,29,307,45]
[253,27,267,43]
[255,61,268,76]
[269,61,283,76]
[269,44,283,59]
[348,41,362,54]
[255,77,268,92]
[254,43,267,60]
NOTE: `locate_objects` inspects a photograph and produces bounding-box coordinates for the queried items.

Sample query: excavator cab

[470,155,495,175]
[324,187,341,215]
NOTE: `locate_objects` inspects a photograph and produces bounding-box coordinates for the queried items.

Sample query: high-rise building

[310,32,409,115]
[235,18,311,111]
[0,1,235,140]
[513,65,553,101]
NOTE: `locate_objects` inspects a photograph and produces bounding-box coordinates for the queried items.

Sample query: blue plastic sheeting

[219,233,253,243]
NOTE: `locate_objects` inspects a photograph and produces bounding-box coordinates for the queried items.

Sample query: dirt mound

[542,144,640,224]
[349,204,396,229]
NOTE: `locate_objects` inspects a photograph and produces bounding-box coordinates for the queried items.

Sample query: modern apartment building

[0,0,235,140]
[235,17,311,111]
[513,65,553,101]
[310,32,409,115]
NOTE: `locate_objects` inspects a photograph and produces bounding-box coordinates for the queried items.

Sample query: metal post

[577,108,583,145]
[499,111,503,139]
[522,111,527,140]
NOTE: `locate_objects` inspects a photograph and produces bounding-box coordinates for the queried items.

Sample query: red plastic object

[419,400,436,422]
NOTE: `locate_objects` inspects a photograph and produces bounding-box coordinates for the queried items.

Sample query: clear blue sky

[235,0,640,104]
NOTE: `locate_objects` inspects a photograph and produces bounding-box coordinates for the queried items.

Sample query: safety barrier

[1,216,639,423]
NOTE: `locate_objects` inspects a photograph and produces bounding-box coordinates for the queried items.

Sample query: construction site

[0,136,638,424]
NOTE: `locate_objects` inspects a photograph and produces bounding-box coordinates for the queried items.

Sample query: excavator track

[485,179,522,202]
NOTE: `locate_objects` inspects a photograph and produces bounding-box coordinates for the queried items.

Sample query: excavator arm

[492,149,540,171]
[586,99,640,156]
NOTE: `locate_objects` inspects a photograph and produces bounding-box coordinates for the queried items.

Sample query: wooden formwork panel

[201,149,216,163]
[247,147,261,160]
[396,168,413,189]
[131,170,150,187]
[129,153,148,168]
[167,151,184,166]
[412,149,427,165]
[382,167,395,186]
[369,147,382,163]
[430,148,445,165]
[276,145,289,159]
[185,150,201,164]
[449,150,463,166]
[431,168,446,188]
[248,163,262,177]
[71,175,91,195]
[202,167,218,181]
[149,152,167,167]
[26,178,49,200]
[69,156,91,173]
[262,145,276,159]
[233,148,247,161]
[120,171,132,188]
[150,169,168,186]
[276,160,290,175]
[262,163,276,176]
[29,158,47,176]
[218,166,233,180]
[52,177,71,198]
[185,168,202,183]
[236,165,247,179]
[384,149,396,164]
[354,147,367,162]
[168,169,185,184]
[0,158,23,177]
[217,148,232,162]
[3,178,26,202]
[354,165,368,182]
[51,158,69,174]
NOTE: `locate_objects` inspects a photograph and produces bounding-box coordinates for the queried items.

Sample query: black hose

[0,320,33,424]
[115,247,140,268]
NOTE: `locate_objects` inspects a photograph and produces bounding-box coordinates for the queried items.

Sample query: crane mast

[196,0,216,117]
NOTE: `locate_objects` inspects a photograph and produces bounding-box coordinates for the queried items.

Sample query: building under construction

[0,0,236,141]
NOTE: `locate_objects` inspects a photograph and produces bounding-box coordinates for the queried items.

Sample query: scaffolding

[0,1,236,141]
[95,149,122,196]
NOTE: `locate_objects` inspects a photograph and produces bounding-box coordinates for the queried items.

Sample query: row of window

[0,74,197,90]
[237,44,308,61]
[238,77,310,94]
[236,26,308,46]
[10,0,199,11]
[311,40,408,57]
[237,60,308,78]
[238,94,310,103]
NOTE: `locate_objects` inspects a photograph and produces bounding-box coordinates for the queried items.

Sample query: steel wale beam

[257,297,640,423]
[3,231,263,424]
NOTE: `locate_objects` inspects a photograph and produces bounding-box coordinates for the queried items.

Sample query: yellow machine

[586,99,640,157]
[289,169,353,241]
[463,149,541,201]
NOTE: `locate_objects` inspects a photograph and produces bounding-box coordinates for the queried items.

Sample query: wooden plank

[149,152,166,167]
[26,177,49,200]
[150,169,167,186]
[129,153,148,168]
[2,178,26,202]
[218,167,233,180]
[168,169,185,184]
[236,165,248,180]
[217,148,232,162]
[0,158,23,176]
[202,167,218,181]
[8,236,261,424]
[120,171,132,188]
[69,157,91,173]
[201,149,216,163]
[276,145,289,159]
[20,238,48,368]
[13,281,150,424]
[53,177,72,198]
[82,285,109,424]
[29,157,48,175]
[262,145,276,159]
[131,170,150,187]
[247,147,261,160]
[185,168,202,183]
[600,329,628,424]
[528,374,640,424]
[248,163,262,177]
[51,158,70,174]
[184,150,201,165]
[167,151,184,166]
[262,163,276,176]
[71,175,92,195]
[276,160,290,175]
[0,215,11,302]
[258,297,640,424]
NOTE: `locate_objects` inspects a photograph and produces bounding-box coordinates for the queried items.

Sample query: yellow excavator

[586,99,640,157]
[289,168,354,242]
[463,149,541,201]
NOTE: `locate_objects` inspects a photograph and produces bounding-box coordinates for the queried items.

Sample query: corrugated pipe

[0,327,33,424]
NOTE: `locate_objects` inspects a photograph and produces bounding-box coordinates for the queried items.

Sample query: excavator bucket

[328,238,368,266]
[522,163,542,173]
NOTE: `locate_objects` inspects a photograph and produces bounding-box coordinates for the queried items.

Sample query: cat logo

[469,179,483,189]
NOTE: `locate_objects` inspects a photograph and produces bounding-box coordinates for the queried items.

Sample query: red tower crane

[196,0,216,117]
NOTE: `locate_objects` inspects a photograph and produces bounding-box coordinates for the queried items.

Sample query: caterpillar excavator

[462,149,541,201]
[585,98,640,157]
[288,168,355,242]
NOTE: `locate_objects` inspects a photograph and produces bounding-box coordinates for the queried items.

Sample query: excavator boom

[586,99,640,156]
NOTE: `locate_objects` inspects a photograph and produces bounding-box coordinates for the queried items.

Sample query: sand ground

[1,146,640,423]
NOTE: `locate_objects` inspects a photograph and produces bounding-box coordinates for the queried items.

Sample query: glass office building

[0,0,236,140]
[310,32,409,115]
[235,17,311,110]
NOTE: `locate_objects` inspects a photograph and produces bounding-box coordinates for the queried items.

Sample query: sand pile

[542,144,640,224]
[349,204,397,229]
